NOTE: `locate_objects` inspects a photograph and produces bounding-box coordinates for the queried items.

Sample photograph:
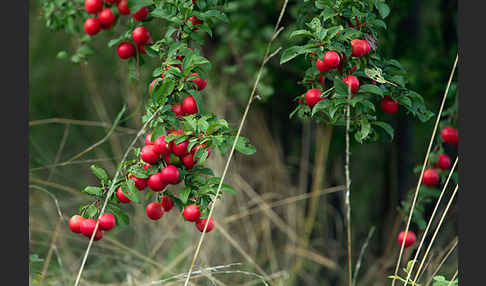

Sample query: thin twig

[446,270,458,286]
[424,237,458,286]
[352,226,375,286]
[345,82,353,286]
[391,54,458,286]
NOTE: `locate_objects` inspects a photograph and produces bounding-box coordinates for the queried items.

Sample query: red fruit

[161,196,174,212]
[138,44,146,54]
[69,215,85,233]
[343,75,359,93]
[172,140,189,157]
[422,168,440,187]
[184,204,201,222]
[147,172,167,192]
[149,76,164,94]
[161,165,180,184]
[195,217,214,233]
[93,229,104,241]
[397,230,417,248]
[192,0,197,4]
[381,96,399,114]
[322,51,340,69]
[189,73,207,91]
[105,0,121,4]
[182,153,195,170]
[298,94,305,105]
[132,27,150,45]
[98,213,116,231]
[117,0,130,14]
[305,88,323,108]
[132,6,149,21]
[84,18,102,35]
[145,133,153,145]
[85,0,103,14]
[433,154,451,170]
[80,218,98,238]
[318,74,325,84]
[130,174,147,191]
[187,16,203,30]
[171,103,186,116]
[351,39,370,57]
[117,42,135,59]
[182,96,198,115]
[116,186,131,203]
[146,202,164,220]
[441,127,458,146]
[98,8,116,29]
[140,145,160,164]
[153,136,170,156]
[315,58,331,72]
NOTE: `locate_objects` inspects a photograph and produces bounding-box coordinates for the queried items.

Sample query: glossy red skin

[397,230,416,248]
[147,172,167,192]
[433,154,451,170]
[69,215,85,233]
[315,58,331,72]
[117,0,130,14]
[323,51,340,69]
[305,88,323,108]
[85,0,103,14]
[318,74,325,85]
[98,213,116,231]
[171,103,186,116]
[145,133,153,145]
[172,140,190,157]
[182,96,198,115]
[153,136,170,156]
[93,229,104,241]
[105,0,121,4]
[343,75,359,93]
[182,153,195,170]
[140,145,160,164]
[80,218,98,237]
[132,27,150,45]
[117,42,135,59]
[84,18,102,35]
[195,217,214,232]
[146,202,164,220]
[161,165,180,184]
[98,8,116,29]
[184,204,201,222]
[189,73,207,91]
[298,94,305,105]
[132,6,149,21]
[422,168,440,187]
[441,127,458,145]
[351,39,370,57]
[381,96,399,114]
[149,75,164,94]
[129,174,147,191]
[116,186,131,203]
[161,196,174,212]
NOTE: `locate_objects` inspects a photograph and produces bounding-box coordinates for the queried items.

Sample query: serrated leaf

[130,165,149,179]
[90,165,108,181]
[235,136,256,155]
[280,45,308,64]
[121,181,141,203]
[180,187,191,204]
[289,29,314,39]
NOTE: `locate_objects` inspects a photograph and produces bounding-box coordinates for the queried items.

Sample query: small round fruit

[305,88,323,108]
[316,58,331,72]
[117,0,130,14]
[98,213,116,231]
[441,127,458,146]
[80,218,97,238]
[343,75,359,93]
[93,229,104,241]
[381,96,399,114]
[132,6,149,21]
[195,217,214,233]
[147,172,167,192]
[433,154,451,170]
[145,133,153,145]
[184,204,201,222]
[182,96,198,115]
[182,153,195,170]
[171,103,185,116]
[130,174,147,191]
[397,230,416,248]
[84,18,101,35]
[85,0,103,14]
[322,51,340,69]
[146,202,164,220]
[161,196,174,212]
[69,215,85,233]
[132,26,150,45]
[351,39,370,57]
[140,145,160,164]
[161,165,180,184]
[117,42,135,59]
[318,74,325,84]
[116,186,131,203]
[153,136,170,156]
[189,73,207,91]
[171,140,189,157]
[98,8,116,29]
[105,0,121,4]
[422,168,440,187]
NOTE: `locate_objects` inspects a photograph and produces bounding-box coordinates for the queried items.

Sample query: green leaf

[373,121,394,140]
[289,29,314,39]
[180,187,191,204]
[280,45,308,64]
[235,136,256,155]
[127,0,153,13]
[199,10,229,23]
[106,204,129,226]
[358,84,383,96]
[83,186,103,196]
[90,165,108,181]
[312,99,329,116]
[130,165,149,179]
[375,1,391,19]
[121,181,141,203]
[334,77,349,97]
[56,51,68,59]
[85,205,98,218]
[221,184,236,194]
[360,118,371,140]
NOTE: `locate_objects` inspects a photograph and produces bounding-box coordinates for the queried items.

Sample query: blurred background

[29,0,458,285]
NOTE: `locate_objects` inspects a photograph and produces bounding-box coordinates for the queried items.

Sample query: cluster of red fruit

[68,213,116,241]
[421,127,458,188]
[300,38,399,115]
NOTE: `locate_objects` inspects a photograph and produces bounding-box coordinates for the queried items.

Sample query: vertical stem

[345,87,353,286]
